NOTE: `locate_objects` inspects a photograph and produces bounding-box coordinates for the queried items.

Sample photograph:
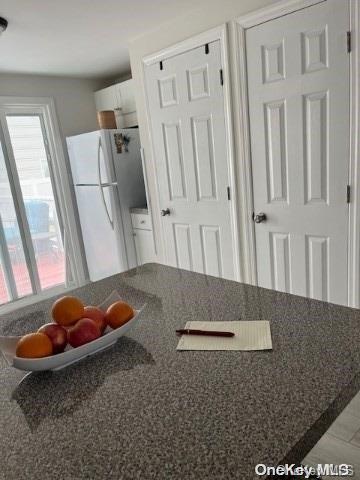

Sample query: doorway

[144,36,238,280]
[0,98,80,308]
[245,0,350,305]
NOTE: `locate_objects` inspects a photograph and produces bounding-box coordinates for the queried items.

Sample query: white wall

[0,74,101,138]
[128,0,278,268]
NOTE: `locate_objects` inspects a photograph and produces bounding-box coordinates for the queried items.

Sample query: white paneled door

[145,41,235,279]
[246,0,350,304]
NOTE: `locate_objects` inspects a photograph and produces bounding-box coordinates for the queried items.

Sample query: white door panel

[246,0,349,305]
[145,40,235,280]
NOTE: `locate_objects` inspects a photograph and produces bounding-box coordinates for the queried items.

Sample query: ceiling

[0,0,203,79]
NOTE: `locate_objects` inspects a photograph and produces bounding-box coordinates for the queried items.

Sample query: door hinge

[205,43,209,54]
[159,61,163,70]
[220,69,224,86]
[347,31,351,53]
[227,186,231,200]
[347,185,351,203]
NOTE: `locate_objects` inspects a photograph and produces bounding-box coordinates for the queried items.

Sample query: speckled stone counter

[129,206,148,215]
[1,263,360,480]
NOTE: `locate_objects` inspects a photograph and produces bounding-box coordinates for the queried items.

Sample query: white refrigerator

[67,129,146,281]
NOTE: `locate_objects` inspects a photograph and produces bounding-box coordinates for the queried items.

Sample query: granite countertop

[1,263,360,480]
[130,206,148,215]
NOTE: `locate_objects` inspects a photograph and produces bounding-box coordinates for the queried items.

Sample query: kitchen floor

[303,391,360,479]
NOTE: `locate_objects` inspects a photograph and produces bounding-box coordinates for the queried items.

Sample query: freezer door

[67,131,111,185]
[74,184,126,281]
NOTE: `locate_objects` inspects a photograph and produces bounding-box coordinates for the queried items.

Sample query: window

[0,98,85,308]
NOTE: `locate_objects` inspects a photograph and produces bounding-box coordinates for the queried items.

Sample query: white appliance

[67,129,146,281]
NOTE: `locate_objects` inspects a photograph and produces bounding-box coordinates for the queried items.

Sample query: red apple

[38,323,68,354]
[67,318,100,348]
[83,306,106,334]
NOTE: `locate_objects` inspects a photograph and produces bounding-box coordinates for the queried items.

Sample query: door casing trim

[232,0,359,308]
[348,0,360,307]
[142,24,241,282]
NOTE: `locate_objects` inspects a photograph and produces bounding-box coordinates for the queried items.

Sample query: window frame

[0,96,87,313]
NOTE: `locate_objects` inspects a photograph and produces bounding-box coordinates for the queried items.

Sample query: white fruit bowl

[0,291,144,372]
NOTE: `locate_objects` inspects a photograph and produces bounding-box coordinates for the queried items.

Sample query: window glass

[0,141,32,304]
[6,115,65,292]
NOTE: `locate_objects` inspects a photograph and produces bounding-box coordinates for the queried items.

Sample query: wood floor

[303,391,360,479]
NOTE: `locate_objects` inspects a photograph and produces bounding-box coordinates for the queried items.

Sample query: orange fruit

[16,332,53,358]
[105,301,134,329]
[52,296,84,326]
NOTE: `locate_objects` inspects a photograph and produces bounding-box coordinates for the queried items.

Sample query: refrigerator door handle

[97,137,114,230]
[75,182,117,187]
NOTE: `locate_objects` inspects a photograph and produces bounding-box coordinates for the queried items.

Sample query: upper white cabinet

[116,80,137,114]
[94,85,118,112]
[94,79,137,128]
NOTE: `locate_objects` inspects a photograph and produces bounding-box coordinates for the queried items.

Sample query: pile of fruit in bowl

[15,295,135,359]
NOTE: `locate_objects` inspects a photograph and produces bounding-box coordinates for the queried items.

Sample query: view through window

[0,114,66,305]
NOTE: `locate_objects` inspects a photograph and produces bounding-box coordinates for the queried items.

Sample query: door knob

[161,208,170,216]
[253,212,267,223]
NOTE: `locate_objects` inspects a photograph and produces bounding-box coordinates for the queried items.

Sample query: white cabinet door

[121,112,138,128]
[116,79,136,114]
[246,0,349,305]
[134,229,155,265]
[94,85,117,111]
[95,80,137,128]
[144,40,235,280]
